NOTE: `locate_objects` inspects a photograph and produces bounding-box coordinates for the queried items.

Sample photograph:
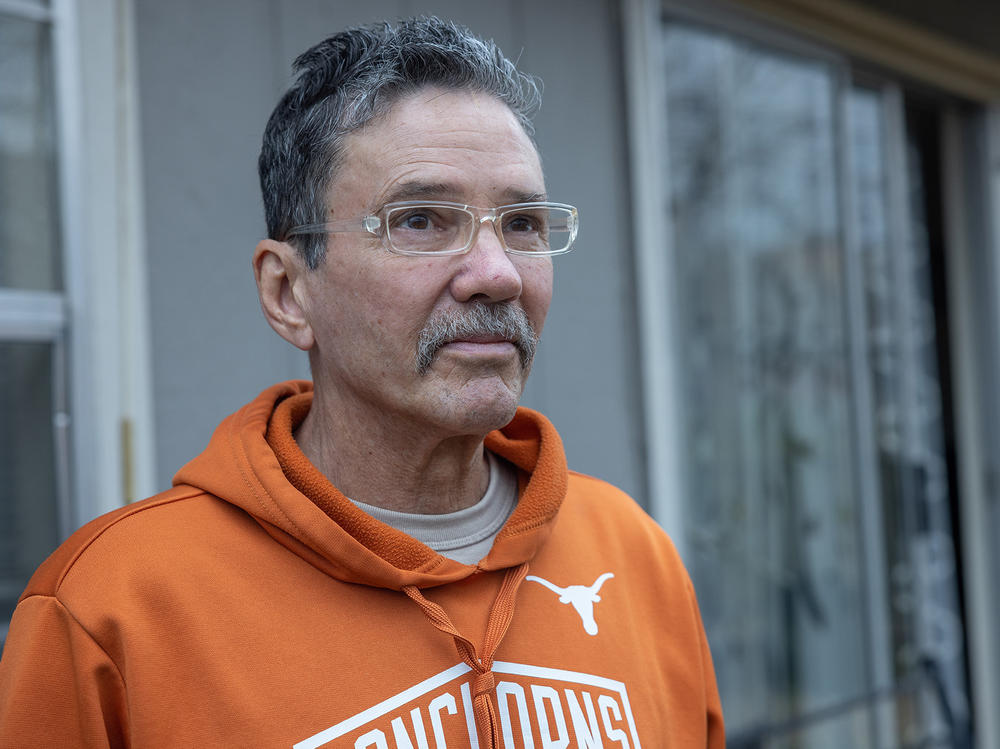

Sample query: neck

[294,389,492,514]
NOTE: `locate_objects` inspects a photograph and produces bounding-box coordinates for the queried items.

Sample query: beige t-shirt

[351,450,518,565]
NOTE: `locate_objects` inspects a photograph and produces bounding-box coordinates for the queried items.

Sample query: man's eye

[504,214,539,233]
[399,212,432,230]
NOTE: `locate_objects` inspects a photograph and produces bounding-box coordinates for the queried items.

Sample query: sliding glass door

[659,19,972,747]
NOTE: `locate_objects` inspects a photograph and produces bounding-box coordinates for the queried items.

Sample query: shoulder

[565,470,643,505]
[564,470,667,532]
[17,485,267,661]
[558,471,687,574]
[533,471,703,643]
[20,485,239,602]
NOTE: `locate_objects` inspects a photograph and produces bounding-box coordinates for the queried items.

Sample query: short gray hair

[258,17,542,269]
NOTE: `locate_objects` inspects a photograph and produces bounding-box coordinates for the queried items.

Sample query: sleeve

[688,578,726,749]
[700,612,726,748]
[0,595,128,749]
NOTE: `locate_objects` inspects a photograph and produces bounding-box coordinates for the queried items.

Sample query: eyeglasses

[283,201,578,256]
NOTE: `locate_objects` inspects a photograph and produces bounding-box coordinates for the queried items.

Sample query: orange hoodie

[0,381,724,748]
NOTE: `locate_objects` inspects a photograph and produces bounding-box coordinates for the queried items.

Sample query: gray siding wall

[135,0,647,503]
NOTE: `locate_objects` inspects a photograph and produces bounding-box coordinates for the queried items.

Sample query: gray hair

[258,17,543,269]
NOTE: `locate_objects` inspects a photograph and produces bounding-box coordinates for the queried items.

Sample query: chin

[433,381,523,436]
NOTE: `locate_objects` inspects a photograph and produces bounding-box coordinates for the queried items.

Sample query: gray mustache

[416,303,538,374]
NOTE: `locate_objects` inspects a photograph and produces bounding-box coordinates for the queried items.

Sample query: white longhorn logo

[526,573,615,636]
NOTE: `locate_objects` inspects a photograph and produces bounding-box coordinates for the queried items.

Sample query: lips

[447,335,515,345]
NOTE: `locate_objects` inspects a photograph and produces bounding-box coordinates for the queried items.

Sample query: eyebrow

[512,190,549,204]
[380,181,548,207]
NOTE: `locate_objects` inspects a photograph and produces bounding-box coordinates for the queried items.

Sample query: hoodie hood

[172,380,568,591]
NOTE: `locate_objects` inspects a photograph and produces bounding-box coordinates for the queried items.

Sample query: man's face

[294,88,553,437]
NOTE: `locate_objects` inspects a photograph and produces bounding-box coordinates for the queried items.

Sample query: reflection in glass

[0,342,60,643]
[850,88,970,743]
[662,21,973,747]
[664,24,866,741]
[0,15,62,291]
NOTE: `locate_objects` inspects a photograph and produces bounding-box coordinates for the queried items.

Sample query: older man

[0,18,723,748]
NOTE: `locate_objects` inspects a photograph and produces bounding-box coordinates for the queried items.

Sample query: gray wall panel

[137,0,310,491]
[136,0,646,503]
[400,0,517,53]
[275,0,407,82]
[517,0,646,501]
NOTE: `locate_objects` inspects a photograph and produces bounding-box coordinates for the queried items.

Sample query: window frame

[52,0,156,528]
[0,0,156,618]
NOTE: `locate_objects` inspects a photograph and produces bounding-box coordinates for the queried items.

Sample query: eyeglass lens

[384,205,573,254]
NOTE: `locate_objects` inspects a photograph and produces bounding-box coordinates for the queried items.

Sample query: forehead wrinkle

[364,115,528,156]
[372,151,544,204]
[386,141,539,169]
[334,91,546,214]
[379,179,547,207]
[362,116,540,167]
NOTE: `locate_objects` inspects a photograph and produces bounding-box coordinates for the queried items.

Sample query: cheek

[362,278,441,355]
[519,261,554,332]
[301,273,378,354]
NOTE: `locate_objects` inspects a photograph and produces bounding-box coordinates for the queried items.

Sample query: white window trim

[621,0,687,553]
[52,0,156,526]
[951,103,1000,749]
[0,291,66,340]
[0,1,50,22]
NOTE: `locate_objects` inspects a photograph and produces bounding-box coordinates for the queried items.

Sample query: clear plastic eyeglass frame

[283,200,579,257]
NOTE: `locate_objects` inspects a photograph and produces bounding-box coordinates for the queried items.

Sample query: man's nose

[449,218,523,303]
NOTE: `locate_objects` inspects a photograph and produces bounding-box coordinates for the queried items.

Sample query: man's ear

[253,239,315,351]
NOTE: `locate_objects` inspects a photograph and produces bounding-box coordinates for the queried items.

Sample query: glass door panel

[0,4,68,651]
[850,86,971,744]
[0,340,61,644]
[0,13,62,291]
[664,24,866,738]
[660,20,972,748]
